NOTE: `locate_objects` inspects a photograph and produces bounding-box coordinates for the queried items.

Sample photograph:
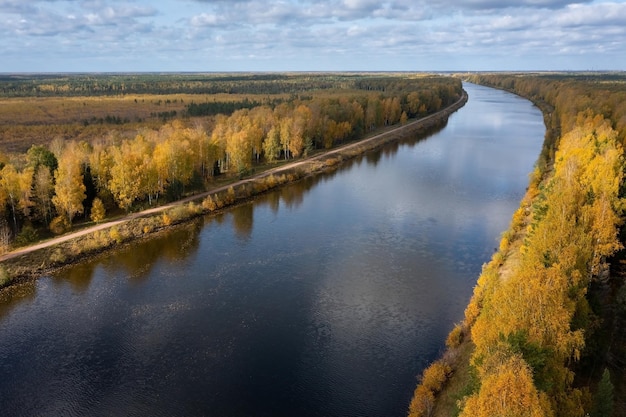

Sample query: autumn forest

[409,72,626,417]
[0,73,462,254]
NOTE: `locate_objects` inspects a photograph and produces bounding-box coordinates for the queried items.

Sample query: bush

[446,324,464,349]
[15,225,38,246]
[0,265,11,287]
[49,248,66,264]
[499,230,513,252]
[408,385,435,417]
[492,251,506,266]
[225,186,236,205]
[109,227,123,244]
[50,216,70,235]
[464,299,481,328]
[265,174,278,188]
[202,195,217,211]
[421,361,452,393]
[511,207,526,231]
[90,197,106,223]
[214,194,224,209]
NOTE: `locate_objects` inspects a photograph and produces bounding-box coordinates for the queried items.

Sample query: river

[0,82,545,417]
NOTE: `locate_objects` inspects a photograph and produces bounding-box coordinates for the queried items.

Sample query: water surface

[0,83,545,416]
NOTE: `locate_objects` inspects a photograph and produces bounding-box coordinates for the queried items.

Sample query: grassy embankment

[0,92,467,289]
[408,73,626,417]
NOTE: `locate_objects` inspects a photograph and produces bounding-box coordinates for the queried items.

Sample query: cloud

[0,0,624,71]
[554,2,626,27]
[429,0,595,10]
[186,0,432,25]
[1,0,157,40]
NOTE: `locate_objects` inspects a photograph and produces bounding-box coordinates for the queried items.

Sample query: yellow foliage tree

[461,355,552,417]
[90,197,106,223]
[52,144,86,225]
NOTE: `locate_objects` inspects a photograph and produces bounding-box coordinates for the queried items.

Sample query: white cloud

[554,2,626,26]
[0,0,624,71]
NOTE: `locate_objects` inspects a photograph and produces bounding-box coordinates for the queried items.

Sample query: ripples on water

[0,83,545,417]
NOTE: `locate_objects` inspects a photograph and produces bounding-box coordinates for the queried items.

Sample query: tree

[33,167,54,224]
[52,144,86,225]
[0,164,21,232]
[0,165,33,232]
[90,197,106,223]
[27,145,58,173]
[591,369,614,417]
[263,126,281,163]
[279,117,293,160]
[17,166,35,221]
[225,110,254,175]
[108,140,143,211]
[88,139,113,193]
[460,355,550,417]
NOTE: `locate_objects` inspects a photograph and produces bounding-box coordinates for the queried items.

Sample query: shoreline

[0,91,468,289]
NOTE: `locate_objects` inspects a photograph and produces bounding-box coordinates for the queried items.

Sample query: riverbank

[408,107,544,417]
[0,91,467,290]
[410,75,626,417]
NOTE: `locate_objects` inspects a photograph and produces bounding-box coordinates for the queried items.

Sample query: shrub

[0,221,11,254]
[202,195,217,211]
[185,202,202,216]
[408,385,435,417]
[109,227,123,244]
[492,251,506,266]
[325,158,339,167]
[511,207,526,231]
[214,194,224,209]
[446,324,464,349]
[225,186,236,205]
[49,248,66,264]
[0,265,11,287]
[499,236,509,253]
[464,299,481,328]
[15,225,38,246]
[421,361,452,393]
[265,174,278,188]
[50,216,70,235]
[253,180,269,194]
[90,197,106,223]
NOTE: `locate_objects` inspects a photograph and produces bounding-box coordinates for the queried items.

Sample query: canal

[0,82,545,417]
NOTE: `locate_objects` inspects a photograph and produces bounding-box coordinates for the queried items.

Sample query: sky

[1,0,625,72]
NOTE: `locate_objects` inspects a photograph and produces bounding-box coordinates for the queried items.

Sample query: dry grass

[0,93,284,152]
[0,93,278,125]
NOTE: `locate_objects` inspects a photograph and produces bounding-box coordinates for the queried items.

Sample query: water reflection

[0,281,37,321]
[50,219,206,288]
[231,202,254,240]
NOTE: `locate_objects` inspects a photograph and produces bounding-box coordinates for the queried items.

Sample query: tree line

[0,73,455,98]
[0,75,462,251]
[407,73,626,417]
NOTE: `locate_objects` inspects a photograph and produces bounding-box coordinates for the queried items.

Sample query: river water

[0,83,545,417]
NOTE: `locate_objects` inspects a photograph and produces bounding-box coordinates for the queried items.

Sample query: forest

[0,73,462,256]
[408,72,626,417]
